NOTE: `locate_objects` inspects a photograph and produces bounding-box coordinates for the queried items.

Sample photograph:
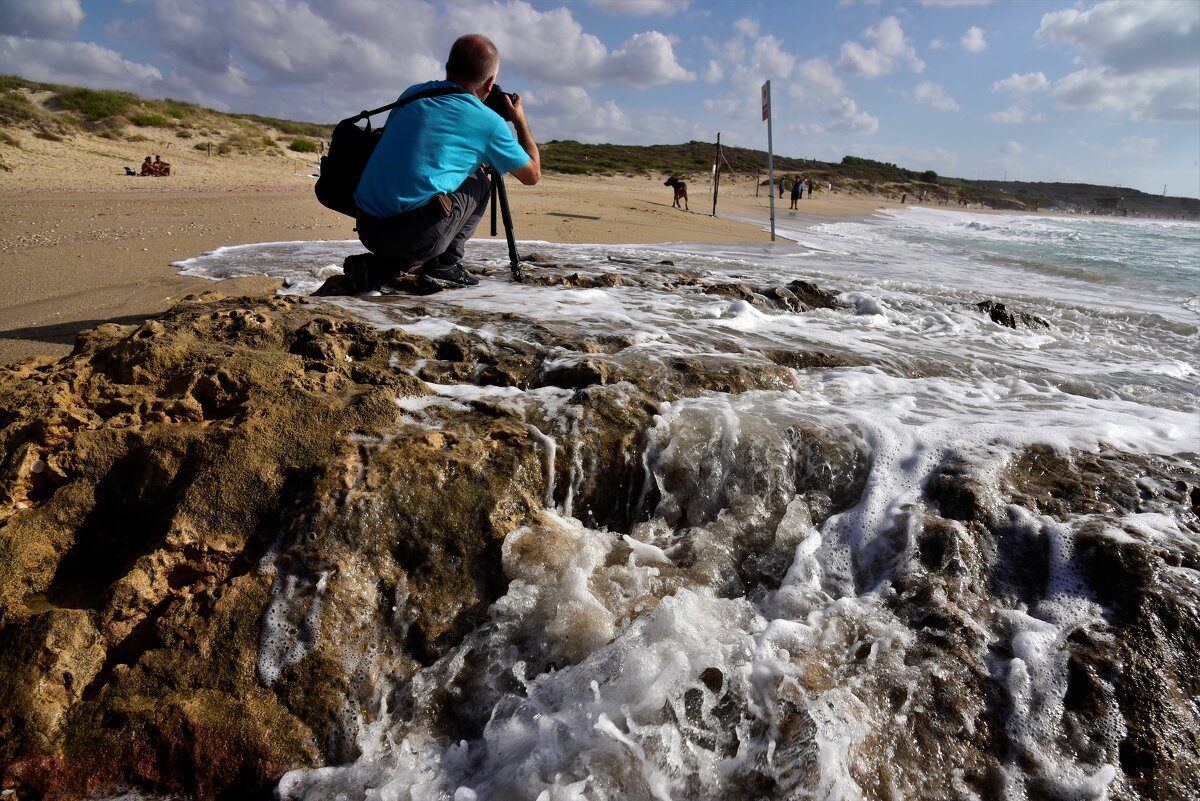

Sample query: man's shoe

[342,253,377,293]
[419,261,479,287]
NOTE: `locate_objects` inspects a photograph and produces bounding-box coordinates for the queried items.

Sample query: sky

[0,0,1197,197]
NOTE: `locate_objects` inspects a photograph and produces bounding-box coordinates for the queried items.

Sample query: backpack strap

[352,85,471,131]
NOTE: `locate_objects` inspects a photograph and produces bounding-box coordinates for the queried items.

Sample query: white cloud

[525,85,633,142]
[1037,0,1200,121]
[790,58,847,104]
[447,1,696,90]
[0,0,694,127]
[701,59,723,83]
[733,18,760,39]
[603,31,695,88]
[707,23,879,140]
[0,0,83,40]
[587,0,690,15]
[829,97,879,135]
[1109,136,1158,158]
[987,105,1027,124]
[0,35,162,90]
[1038,0,1198,71]
[838,16,924,78]
[912,81,960,111]
[445,2,609,85]
[1002,140,1023,156]
[918,0,992,6]
[961,26,987,53]
[929,38,947,50]
[992,71,1049,95]
[727,34,795,92]
[1050,66,1198,122]
[838,41,891,79]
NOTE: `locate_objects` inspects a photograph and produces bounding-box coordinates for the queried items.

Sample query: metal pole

[485,167,523,282]
[711,132,721,217]
[763,81,776,241]
[492,171,523,282]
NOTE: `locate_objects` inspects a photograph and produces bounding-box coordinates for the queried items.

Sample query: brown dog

[664,176,688,211]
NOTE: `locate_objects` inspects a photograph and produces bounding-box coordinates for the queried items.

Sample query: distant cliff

[965,180,1200,218]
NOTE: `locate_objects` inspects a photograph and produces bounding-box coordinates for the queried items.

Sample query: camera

[484,84,519,121]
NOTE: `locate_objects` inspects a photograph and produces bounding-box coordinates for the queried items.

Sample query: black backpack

[315,85,468,218]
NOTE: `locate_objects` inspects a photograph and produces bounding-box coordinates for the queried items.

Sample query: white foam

[170,218,1199,798]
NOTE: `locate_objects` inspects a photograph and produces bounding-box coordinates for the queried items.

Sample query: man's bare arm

[505,95,540,186]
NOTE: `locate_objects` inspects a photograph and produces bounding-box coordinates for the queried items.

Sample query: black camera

[484,84,519,121]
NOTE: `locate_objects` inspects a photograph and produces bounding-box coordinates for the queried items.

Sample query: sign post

[762,81,776,241]
[711,132,721,217]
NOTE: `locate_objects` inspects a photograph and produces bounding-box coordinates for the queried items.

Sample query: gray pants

[355,167,491,278]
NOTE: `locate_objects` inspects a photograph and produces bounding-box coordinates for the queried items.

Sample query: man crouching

[346,33,540,291]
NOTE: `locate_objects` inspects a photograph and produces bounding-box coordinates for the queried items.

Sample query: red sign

[761,81,770,121]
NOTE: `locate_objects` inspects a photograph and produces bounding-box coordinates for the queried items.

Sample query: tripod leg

[490,172,499,237]
[492,172,523,282]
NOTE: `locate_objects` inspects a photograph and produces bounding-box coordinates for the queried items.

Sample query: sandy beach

[0,124,907,366]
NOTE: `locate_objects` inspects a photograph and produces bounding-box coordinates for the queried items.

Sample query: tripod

[486,166,524,282]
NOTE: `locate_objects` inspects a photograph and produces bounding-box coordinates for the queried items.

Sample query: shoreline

[0,174,918,367]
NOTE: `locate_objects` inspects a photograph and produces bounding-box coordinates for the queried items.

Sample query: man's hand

[505,93,540,186]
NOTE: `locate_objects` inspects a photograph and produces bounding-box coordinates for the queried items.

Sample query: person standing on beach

[347,33,540,290]
[790,177,802,209]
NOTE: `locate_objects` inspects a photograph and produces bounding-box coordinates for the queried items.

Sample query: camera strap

[351,85,471,131]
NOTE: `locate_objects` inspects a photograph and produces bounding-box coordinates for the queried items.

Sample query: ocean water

[176,207,1199,800]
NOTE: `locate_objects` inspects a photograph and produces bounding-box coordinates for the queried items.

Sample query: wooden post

[711,133,721,217]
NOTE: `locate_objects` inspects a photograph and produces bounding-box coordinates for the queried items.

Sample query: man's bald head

[445,34,500,91]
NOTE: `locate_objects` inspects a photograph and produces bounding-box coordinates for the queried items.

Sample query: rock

[0,295,453,798]
[0,289,861,798]
[786,279,841,310]
[704,283,757,302]
[4,284,1192,801]
[976,300,1050,330]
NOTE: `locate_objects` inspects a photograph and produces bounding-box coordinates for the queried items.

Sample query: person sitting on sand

[153,155,171,176]
[140,156,155,176]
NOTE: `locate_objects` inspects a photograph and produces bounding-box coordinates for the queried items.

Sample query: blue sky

[1,0,1197,196]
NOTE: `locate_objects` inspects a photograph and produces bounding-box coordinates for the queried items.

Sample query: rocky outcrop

[1,285,1197,801]
[0,287,858,799]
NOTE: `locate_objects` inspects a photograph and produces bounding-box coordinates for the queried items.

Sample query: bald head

[445,34,500,91]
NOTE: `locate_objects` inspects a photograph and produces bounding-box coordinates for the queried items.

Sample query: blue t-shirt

[354,80,529,218]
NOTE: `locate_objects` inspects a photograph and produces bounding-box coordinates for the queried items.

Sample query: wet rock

[787,279,841,310]
[0,295,444,798]
[1,289,848,797]
[976,300,1051,330]
[702,279,841,314]
[4,282,1193,801]
[760,348,866,370]
[704,282,758,303]
[1000,444,1174,520]
[539,358,614,390]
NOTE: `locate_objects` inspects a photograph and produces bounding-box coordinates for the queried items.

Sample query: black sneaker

[342,253,378,293]
[419,261,479,287]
